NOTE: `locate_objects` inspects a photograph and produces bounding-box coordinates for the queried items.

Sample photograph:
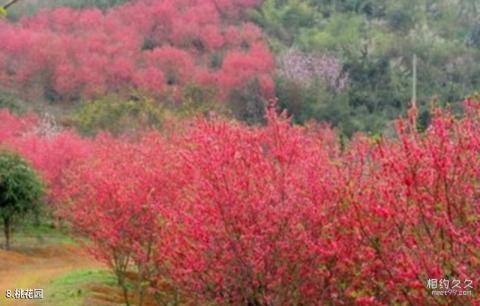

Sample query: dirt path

[0,243,103,306]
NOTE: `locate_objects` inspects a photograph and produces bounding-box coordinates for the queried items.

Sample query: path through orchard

[0,242,105,306]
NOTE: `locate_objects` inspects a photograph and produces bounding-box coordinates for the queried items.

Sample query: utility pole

[412,53,417,110]
[410,53,418,130]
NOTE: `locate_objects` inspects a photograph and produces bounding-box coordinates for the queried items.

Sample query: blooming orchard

[278,48,348,93]
[0,110,92,206]
[2,97,478,304]
[0,0,273,102]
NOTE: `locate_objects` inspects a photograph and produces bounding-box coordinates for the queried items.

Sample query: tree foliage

[0,0,272,109]
[0,93,479,303]
[51,98,480,305]
[0,149,44,249]
[251,0,480,135]
[0,0,479,303]
[0,110,93,211]
[69,93,164,136]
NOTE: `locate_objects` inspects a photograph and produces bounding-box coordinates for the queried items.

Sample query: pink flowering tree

[278,48,348,93]
[0,0,273,105]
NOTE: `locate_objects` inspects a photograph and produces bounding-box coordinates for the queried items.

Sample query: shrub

[0,150,44,249]
[70,93,164,136]
[0,0,273,105]
[11,98,480,305]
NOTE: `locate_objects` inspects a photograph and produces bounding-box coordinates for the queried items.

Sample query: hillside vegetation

[0,1,479,305]
[2,0,480,136]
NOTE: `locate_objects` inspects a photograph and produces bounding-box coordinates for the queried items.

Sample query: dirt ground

[0,244,103,306]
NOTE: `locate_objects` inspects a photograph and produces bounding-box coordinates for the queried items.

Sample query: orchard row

[1,99,479,305]
[0,0,273,102]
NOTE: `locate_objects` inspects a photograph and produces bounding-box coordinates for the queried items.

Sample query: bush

[60,99,480,305]
[0,0,273,105]
[0,150,44,249]
[69,93,164,136]
[0,91,26,114]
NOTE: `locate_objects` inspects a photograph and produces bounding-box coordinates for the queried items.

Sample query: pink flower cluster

[278,48,348,92]
[0,0,273,102]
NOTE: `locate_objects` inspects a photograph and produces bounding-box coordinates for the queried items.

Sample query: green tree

[69,93,165,136]
[0,150,44,249]
[251,0,480,136]
[5,0,127,20]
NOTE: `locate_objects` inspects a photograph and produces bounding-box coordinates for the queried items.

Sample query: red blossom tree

[0,0,273,104]
[62,100,480,305]
[0,110,92,211]
[2,97,479,305]
[59,132,180,306]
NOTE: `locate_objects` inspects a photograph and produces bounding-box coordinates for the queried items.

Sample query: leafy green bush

[69,93,165,136]
[251,0,480,136]
[0,150,44,249]
[7,0,128,20]
[69,88,223,135]
[227,80,268,125]
[0,91,26,114]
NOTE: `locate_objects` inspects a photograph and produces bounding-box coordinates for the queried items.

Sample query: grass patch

[43,269,117,306]
[11,223,77,247]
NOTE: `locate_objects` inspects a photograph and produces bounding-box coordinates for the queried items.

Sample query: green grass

[43,269,117,306]
[10,222,77,247]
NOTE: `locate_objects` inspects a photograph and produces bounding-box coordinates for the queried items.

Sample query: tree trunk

[4,217,10,250]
